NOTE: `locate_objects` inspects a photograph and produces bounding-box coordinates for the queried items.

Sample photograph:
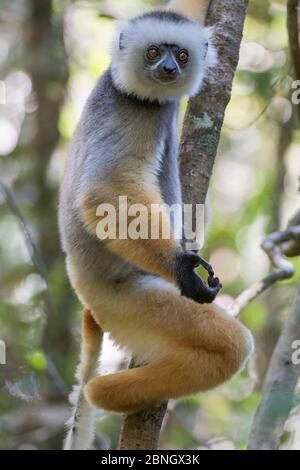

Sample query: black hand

[175,251,222,304]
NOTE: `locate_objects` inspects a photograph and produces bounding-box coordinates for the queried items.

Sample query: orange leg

[84,281,253,414]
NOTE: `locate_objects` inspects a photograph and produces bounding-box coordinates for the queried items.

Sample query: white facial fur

[111,14,217,103]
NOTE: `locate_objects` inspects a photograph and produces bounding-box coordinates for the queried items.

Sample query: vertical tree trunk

[119,400,168,450]
[180,0,249,207]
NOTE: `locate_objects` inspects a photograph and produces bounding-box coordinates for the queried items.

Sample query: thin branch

[248,284,300,449]
[0,181,49,289]
[229,223,299,318]
[0,180,68,397]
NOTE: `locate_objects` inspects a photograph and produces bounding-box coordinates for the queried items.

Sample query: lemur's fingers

[181,251,202,268]
[175,251,222,304]
[197,256,214,277]
[180,271,221,304]
[207,275,221,289]
[185,251,215,277]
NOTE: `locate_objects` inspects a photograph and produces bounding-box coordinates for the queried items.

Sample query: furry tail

[167,0,210,23]
[64,308,103,450]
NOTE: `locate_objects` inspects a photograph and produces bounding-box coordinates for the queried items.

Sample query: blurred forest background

[0,0,299,450]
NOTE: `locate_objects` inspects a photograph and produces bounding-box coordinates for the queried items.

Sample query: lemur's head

[111,10,216,103]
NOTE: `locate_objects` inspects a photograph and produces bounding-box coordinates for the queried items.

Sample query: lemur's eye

[146,46,160,60]
[178,49,189,64]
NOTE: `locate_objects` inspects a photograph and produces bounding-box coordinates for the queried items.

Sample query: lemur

[59,0,254,450]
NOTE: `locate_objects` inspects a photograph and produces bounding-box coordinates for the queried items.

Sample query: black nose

[162,65,177,75]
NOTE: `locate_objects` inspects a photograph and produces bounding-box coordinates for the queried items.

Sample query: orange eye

[147,47,160,60]
[178,50,189,64]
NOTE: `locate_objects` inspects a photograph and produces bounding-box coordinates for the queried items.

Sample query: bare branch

[0,181,49,288]
[229,223,299,318]
[119,384,168,450]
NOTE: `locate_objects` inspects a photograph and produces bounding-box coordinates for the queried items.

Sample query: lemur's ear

[119,32,125,50]
[167,0,209,23]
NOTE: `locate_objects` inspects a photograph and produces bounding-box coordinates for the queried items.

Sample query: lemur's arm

[167,0,210,23]
[79,181,181,282]
[78,181,221,304]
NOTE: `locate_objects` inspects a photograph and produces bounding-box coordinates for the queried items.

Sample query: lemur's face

[143,43,201,86]
[111,13,217,102]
